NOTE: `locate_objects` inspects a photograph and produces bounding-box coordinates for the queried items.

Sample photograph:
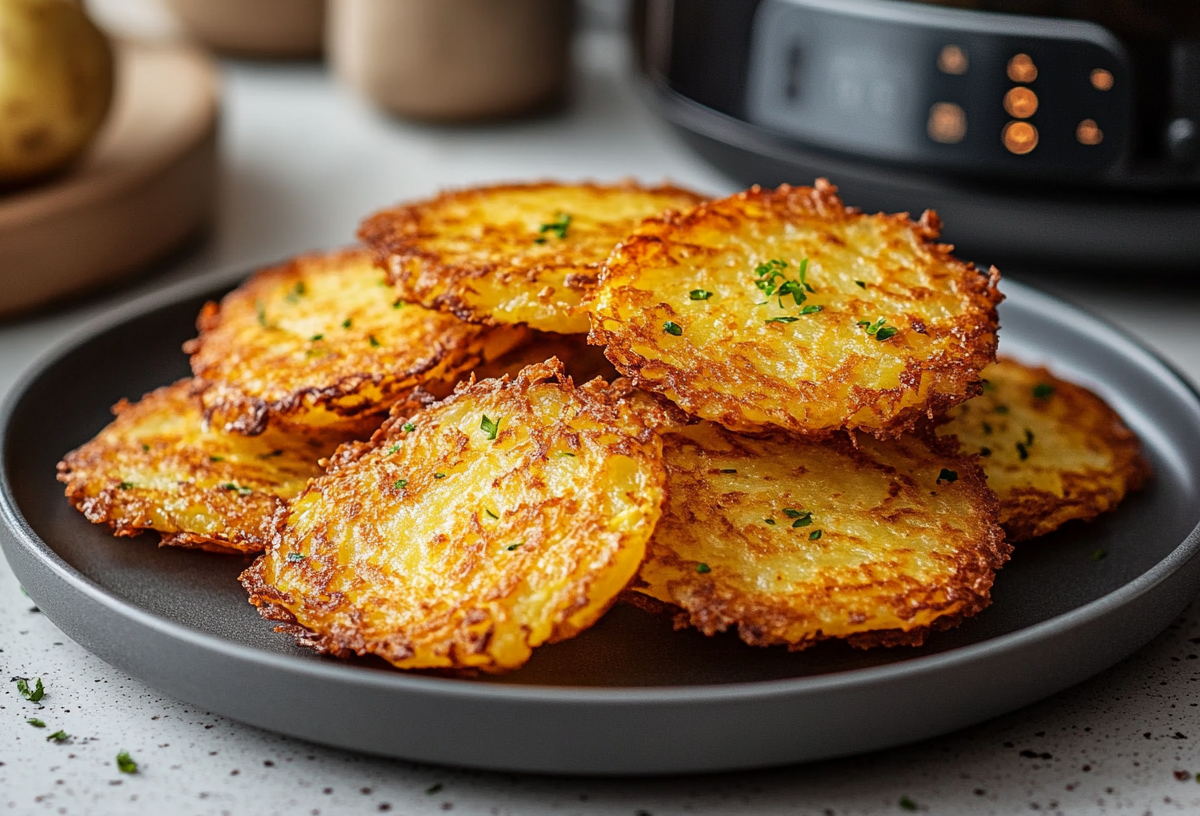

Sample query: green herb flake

[260,450,283,459]
[556,450,576,458]
[689,289,713,300]
[782,508,811,520]
[46,730,69,743]
[310,333,324,342]
[874,326,898,341]
[1024,428,1035,446]
[141,444,150,452]
[798,305,823,315]
[854,280,867,289]
[286,553,306,563]
[506,542,523,551]
[899,795,918,812]
[809,529,822,540]
[393,478,408,490]
[342,318,352,329]
[980,447,992,457]
[255,300,268,328]
[284,281,306,304]
[368,335,381,348]
[392,299,406,309]
[484,508,499,520]
[1016,442,1029,461]
[434,472,447,480]
[936,468,958,484]
[116,751,138,774]
[1090,548,1108,561]
[696,563,712,574]
[221,483,253,496]
[387,444,401,455]
[209,456,224,463]
[15,677,44,702]
[765,316,799,324]
[994,404,1010,415]
[480,414,501,440]
[719,468,737,474]
[791,516,813,528]
[402,422,416,432]
[426,783,444,795]
[663,321,683,336]
[980,379,996,392]
[982,422,993,435]
[118,481,136,490]
[27,718,45,728]
[764,518,777,525]
[538,212,572,240]
[1033,383,1055,399]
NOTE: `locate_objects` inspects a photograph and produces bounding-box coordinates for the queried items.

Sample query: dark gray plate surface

[3,271,1200,775]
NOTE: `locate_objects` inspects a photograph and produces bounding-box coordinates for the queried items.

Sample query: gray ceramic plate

[3,270,1200,775]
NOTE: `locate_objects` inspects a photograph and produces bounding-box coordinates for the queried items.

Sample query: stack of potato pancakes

[58,180,1150,673]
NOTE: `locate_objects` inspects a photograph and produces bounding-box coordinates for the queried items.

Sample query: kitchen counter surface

[4,26,1200,816]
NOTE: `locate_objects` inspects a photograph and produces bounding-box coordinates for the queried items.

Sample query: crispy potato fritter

[631,421,1010,650]
[358,181,707,334]
[588,180,1002,438]
[57,381,353,554]
[186,248,528,435]
[939,358,1150,541]
[240,361,667,672]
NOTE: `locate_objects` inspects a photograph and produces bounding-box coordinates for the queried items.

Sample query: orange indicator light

[1002,121,1038,154]
[1090,68,1114,91]
[1003,87,1038,118]
[1076,119,1103,145]
[927,103,967,144]
[938,45,968,75]
[1007,53,1037,83]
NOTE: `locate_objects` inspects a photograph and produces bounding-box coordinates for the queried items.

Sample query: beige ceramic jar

[327,0,573,122]
[164,0,325,58]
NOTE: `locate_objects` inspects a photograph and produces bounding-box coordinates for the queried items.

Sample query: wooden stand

[0,39,219,318]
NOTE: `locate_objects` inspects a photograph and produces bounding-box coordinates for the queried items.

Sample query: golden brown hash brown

[630,420,1010,650]
[186,248,528,436]
[358,181,708,334]
[240,360,667,672]
[57,381,354,554]
[471,330,620,384]
[588,180,1003,438]
[939,358,1150,541]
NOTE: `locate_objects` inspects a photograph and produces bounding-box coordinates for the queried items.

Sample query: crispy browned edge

[588,179,1005,440]
[55,383,271,555]
[356,180,709,326]
[955,361,1152,542]
[238,359,667,663]
[184,247,495,436]
[623,427,1011,651]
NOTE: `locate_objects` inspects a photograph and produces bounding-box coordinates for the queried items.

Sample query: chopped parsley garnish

[765,316,799,324]
[118,481,135,490]
[141,444,150,452]
[764,518,776,525]
[696,563,712,574]
[387,444,401,455]
[1016,442,1029,461]
[259,450,283,459]
[284,282,306,304]
[980,379,995,392]
[255,300,268,328]
[1033,383,1055,399]
[1090,548,1107,561]
[392,299,406,309]
[434,472,447,479]
[27,718,45,728]
[782,508,810,519]
[46,730,69,743]
[342,318,352,329]
[209,456,224,463]
[980,447,992,457]
[981,422,993,435]
[936,468,958,484]
[875,326,898,341]
[689,289,713,300]
[116,751,138,774]
[994,405,1010,415]
[556,450,576,457]
[285,553,306,563]
[15,677,44,702]
[310,334,324,342]
[427,783,445,795]
[854,280,867,289]
[719,468,737,474]
[538,212,572,241]
[480,414,501,440]
[484,508,499,520]
[899,795,918,812]
[1024,428,1035,445]
[368,335,381,348]
[506,542,523,551]
[663,321,683,336]
[402,422,416,432]
[393,479,408,490]
[221,483,253,496]
[809,529,822,540]
[754,258,815,310]
[798,305,823,315]
[859,317,897,340]
[792,516,813,528]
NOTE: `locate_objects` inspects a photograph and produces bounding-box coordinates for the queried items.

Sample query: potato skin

[939,358,1151,541]
[358,181,708,334]
[56,380,355,554]
[241,360,667,672]
[632,420,1010,650]
[186,248,527,435]
[588,180,1003,438]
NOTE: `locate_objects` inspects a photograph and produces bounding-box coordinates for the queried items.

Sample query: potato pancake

[631,421,1009,650]
[471,330,620,384]
[240,360,667,672]
[186,248,528,435]
[939,358,1150,541]
[358,181,707,334]
[588,180,1003,438]
[57,381,353,554]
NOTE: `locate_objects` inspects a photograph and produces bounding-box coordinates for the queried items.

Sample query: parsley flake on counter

[1033,383,1055,399]
[426,783,445,795]
[1090,548,1108,561]
[689,289,713,300]
[27,718,45,728]
[401,422,416,432]
[46,730,69,743]
[15,677,44,702]
[393,479,408,490]
[696,563,712,574]
[286,552,306,563]
[538,212,572,240]
[116,751,138,774]
[663,320,683,336]
[480,414,501,440]
[809,529,822,540]
[936,468,958,484]
[899,795,918,812]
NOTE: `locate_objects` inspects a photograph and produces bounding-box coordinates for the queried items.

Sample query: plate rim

[4,267,1200,706]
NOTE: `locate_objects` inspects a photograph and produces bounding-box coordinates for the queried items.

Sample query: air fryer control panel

[744,0,1132,179]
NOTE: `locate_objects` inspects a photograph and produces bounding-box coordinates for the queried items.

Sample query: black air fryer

[638,0,1200,268]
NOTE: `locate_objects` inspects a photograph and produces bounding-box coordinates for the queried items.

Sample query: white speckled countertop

[4,17,1200,816]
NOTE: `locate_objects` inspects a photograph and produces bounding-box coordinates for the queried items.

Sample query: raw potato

[56,381,354,554]
[187,248,529,435]
[631,421,1010,649]
[588,180,1003,438]
[0,0,113,183]
[939,358,1151,541]
[358,181,708,334]
[241,360,667,672]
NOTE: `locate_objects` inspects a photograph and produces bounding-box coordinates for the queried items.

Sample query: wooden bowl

[164,0,324,59]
